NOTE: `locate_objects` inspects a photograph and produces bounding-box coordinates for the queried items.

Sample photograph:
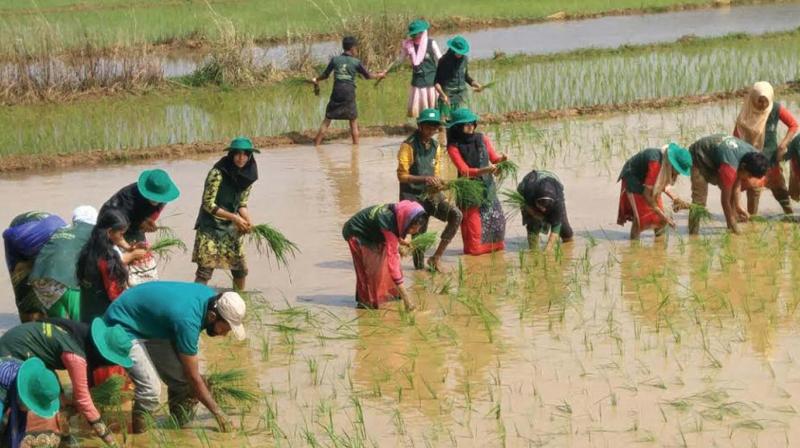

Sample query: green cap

[407,19,430,37]
[227,136,261,154]
[91,318,134,369]
[137,169,180,204]
[417,108,441,125]
[447,35,470,56]
[446,108,479,128]
[17,358,60,418]
[667,142,692,176]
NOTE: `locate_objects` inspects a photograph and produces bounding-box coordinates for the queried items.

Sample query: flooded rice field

[4,33,800,158]
[3,97,800,445]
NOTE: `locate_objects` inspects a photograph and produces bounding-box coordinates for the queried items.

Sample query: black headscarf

[214,151,259,191]
[447,124,484,168]
[518,171,565,226]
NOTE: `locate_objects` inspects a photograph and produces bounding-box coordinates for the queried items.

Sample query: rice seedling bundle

[500,189,526,216]
[409,232,438,253]
[494,160,519,183]
[688,204,712,223]
[90,375,131,410]
[149,236,187,262]
[248,223,300,268]
[446,177,488,208]
[206,369,259,409]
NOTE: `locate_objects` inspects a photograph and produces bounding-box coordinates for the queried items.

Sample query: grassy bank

[2,27,799,165]
[0,0,760,57]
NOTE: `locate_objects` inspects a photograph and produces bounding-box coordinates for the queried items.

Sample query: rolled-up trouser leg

[436,201,463,245]
[767,166,793,213]
[144,339,195,426]
[127,339,162,418]
[689,165,709,235]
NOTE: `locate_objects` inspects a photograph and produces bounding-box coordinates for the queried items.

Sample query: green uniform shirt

[0,321,85,369]
[30,221,93,288]
[322,54,370,86]
[342,204,397,246]
[618,148,663,194]
[690,134,755,178]
[410,41,437,88]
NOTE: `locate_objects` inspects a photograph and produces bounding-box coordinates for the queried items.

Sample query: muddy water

[156,3,800,77]
[4,99,800,445]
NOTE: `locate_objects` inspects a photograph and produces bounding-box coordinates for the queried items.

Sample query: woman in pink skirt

[403,19,442,118]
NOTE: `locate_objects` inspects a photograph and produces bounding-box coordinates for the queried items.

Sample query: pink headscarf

[403,30,429,67]
[395,200,425,237]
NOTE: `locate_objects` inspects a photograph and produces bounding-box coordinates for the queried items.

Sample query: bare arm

[720,183,739,234]
[643,186,675,228]
[178,353,232,432]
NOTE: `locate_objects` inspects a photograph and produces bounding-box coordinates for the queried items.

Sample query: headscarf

[72,205,98,225]
[518,171,565,226]
[0,359,25,448]
[403,30,429,67]
[394,200,425,237]
[652,145,678,198]
[214,150,259,191]
[735,81,774,150]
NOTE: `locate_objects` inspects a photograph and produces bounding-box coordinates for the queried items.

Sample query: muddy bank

[0,89,755,173]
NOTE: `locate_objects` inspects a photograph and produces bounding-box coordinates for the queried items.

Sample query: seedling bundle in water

[409,232,438,253]
[688,204,712,223]
[446,177,488,208]
[206,369,259,410]
[495,160,519,183]
[90,375,131,410]
[248,223,300,268]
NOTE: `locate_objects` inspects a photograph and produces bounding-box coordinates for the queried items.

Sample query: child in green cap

[403,19,442,118]
[397,108,462,271]
[434,35,482,118]
[312,36,386,146]
[617,143,692,239]
[193,137,259,290]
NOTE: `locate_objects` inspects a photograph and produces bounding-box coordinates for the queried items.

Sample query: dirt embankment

[2,88,772,174]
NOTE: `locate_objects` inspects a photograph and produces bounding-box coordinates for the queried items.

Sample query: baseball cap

[217,292,247,340]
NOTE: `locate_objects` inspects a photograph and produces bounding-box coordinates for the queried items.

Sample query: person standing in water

[312,36,386,146]
[733,81,798,215]
[342,201,428,310]
[688,134,769,235]
[617,143,693,239]
[397,108,462,271]
[403,19,442,118]
[446,108,507,255]
[193,137,258,290]
[434,36,482,119]
[517,170,574,250]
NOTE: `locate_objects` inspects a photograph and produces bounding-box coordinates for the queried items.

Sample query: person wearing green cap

[402,19,442,118]
[193,137,260,290]
[397,108,462,271]
[616,143,693,240]
[688,134,770,235]
[0,357,60,448]
[0,318,134,447]
[97,168,180,285]
[517,170,574,251]
[104,281,247,434]
[446,108,508,255]
[312,36,386,146]
[434,35,482,119]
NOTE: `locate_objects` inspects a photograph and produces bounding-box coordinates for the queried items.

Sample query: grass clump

[205,369,259,410]
[495,160,519,183]
[409,232,438,253]
[446,178,489,208]
[248,223,300,268]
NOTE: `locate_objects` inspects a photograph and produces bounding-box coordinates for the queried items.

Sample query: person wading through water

[397,108,462,272]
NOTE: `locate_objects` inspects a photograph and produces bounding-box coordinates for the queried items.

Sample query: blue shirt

[104,281,215,355]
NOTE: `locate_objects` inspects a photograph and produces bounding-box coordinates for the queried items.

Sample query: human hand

[131,248,149,260]
[499,153,508,162]
[736,208,750,222]
[472,82,483,92]
[215,412,233,433]
[376,71,387,79]
[234,216,250,233]
[424,176,444,189]
[778,142,789,161]
[141,219,158,233]
[398,286,416,312]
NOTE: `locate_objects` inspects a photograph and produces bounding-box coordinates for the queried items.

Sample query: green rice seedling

[688,204,712,223]
[90,375,131,410]
[409,231,438,253]
[480,80,498,90]
[149,236,188,262]
[446,177,488,208]
[494,160,519,183]
[205,369,259,410]
[500,189,526,216]
[248,223,300,268]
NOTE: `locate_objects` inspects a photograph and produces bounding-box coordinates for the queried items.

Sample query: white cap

[72,205,98,225]
[217,292,246,340]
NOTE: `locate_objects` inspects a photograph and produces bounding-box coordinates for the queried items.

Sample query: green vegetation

[248,223,300,268]
[0,0,719,56]
[4,28,800,160]
[446,177,488,208]
[409,231,438,253]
